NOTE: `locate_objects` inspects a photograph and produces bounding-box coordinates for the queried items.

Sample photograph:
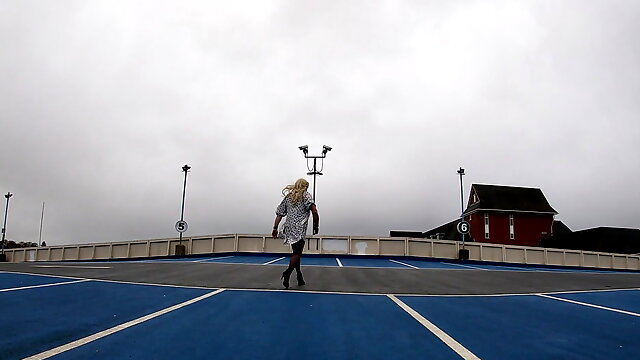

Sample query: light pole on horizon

[38,202,45,247]
[178,164,191,246]
[299,145,331,250]
[2,192,13,256]
[298,145,332,204]
[457,167,466,246]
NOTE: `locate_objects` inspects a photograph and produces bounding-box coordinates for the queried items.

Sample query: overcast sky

[1,1,639,246]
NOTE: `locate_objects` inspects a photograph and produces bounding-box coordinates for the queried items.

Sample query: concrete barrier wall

[3,233,640,270]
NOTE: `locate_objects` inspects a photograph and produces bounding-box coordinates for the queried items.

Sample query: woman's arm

[272,215,283,238]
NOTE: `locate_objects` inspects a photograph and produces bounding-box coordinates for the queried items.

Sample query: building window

[484,213,490,239]
[509,215,515,240]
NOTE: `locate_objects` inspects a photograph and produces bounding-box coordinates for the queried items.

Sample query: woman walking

[272,178,319,289]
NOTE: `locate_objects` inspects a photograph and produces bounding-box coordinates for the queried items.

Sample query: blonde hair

[282,178,309,205]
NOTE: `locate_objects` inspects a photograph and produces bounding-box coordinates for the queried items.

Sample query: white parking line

[336,258,343,267]
[24,289,226,360]
[193,256,235,263]
[389,259,419,269]
[538,294,640,317]
[387,295,481,360]
[0,279,91,293]
[263,257,286,265]
[444,262,488,271]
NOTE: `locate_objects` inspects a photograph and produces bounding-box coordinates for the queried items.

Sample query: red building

[463,184,558,246]
[423,184,558,247]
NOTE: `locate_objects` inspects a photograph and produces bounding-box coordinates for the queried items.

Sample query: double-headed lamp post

[299,145,331,251]
[1,192,13,257]
[298,145,332,203]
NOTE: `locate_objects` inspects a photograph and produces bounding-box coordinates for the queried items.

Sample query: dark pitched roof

[541,227,640,254]
[552,220,572,235]
[463,184,557,215]
[423,219,461,240]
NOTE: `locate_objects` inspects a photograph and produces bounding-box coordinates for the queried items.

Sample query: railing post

[234,234,239,252]
[404,237,408,256]
[544,248,548,265]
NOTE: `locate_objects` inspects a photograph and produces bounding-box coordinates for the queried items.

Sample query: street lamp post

[1,192,13,261]
[38,202,45,247]
[298,145,332,203]
[175,165,191,256]
[298,145,332,250]
[457,167,465,245]
[456,167,471,261]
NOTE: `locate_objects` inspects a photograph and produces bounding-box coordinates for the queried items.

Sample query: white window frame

[509,215,515,240]
[484,213,490,239]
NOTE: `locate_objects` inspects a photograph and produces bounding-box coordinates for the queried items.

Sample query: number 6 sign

[456,221,470,235]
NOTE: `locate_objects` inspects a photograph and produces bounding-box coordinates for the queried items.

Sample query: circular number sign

[175,220,188,233]
[456,221,470,234]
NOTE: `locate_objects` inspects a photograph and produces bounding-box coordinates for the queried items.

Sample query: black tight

[286,240,305,276]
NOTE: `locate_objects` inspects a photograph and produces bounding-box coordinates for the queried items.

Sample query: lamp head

[182,165,191,172]
[4,192,12,199]
[322,145,332,154]
[298,145,308,154]
[457,167,465,176]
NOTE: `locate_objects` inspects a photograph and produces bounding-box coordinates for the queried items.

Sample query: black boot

[297,272,305,286]
[281,269,292,289]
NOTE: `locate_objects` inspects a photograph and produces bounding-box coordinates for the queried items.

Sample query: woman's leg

[282,254,295,289]
[289,253,301,272]
[291,240,305,285]
[283,240,304,288]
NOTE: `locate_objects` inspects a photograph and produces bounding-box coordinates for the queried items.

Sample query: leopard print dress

[275,192,315,245]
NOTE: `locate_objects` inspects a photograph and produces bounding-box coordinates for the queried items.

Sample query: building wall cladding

[468,212,553,247]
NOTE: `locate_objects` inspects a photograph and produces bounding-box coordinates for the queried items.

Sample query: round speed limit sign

[456,221,470,234]
[175,220,188,233]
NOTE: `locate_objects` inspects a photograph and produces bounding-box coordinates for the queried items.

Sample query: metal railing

[3,234,639,270]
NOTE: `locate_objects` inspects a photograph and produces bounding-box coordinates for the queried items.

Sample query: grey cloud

[1,1,638,246]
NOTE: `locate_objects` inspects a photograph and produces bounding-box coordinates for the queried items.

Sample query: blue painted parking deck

[338,257,407,268]
[399,293,640,359]
[132,254,635,274]
[0,272,77,290]
[199,255,284,264]
[272,256,340,267]
[2,271,640,359]
[396,259,479,270]
[553,289,640,313]
[54,290,462,360]
[0,277,209,359]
